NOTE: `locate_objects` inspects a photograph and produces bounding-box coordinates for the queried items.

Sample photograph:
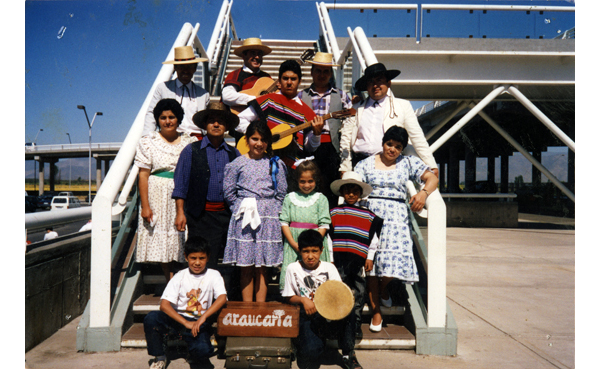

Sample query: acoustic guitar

[229,49,315,115]
[236,108,356,155]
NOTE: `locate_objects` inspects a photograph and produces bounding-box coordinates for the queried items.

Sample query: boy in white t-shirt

[282,229,363,369]
[143,237,227,369]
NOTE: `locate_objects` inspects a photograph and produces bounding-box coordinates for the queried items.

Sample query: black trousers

[334,252,367,335]
[313,142,342,208]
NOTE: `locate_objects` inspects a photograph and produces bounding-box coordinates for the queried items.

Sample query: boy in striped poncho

[329,172,383,349]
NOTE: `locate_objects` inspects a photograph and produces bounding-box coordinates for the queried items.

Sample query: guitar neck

[275,112,336,139]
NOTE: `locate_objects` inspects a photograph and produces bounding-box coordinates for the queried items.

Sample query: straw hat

[233,38,272,57]
[307,52,339,67]
[162,46,208,65]
[354,62,401,91]
[330,171,373,198]
[192,102,239,132]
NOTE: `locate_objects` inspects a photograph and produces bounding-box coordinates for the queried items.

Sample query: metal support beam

[475,106,575,202]
[425,100,469,140]
[507,86,575,152]
[430,85,506,153]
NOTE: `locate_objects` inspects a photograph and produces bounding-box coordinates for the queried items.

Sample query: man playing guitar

[235,60,324,171]
[222,38,272,113]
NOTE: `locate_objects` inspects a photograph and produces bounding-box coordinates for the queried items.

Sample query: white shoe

[150,359,166,369]
[369,318,382,332]
[380,296,392,308]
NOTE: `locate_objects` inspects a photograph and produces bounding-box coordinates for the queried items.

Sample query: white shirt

[161,267,227,319]
[44,231,58,240]
[221,66,262,106]
[281,260,341,299]
[142,79,210,137]
[352,96,387,155]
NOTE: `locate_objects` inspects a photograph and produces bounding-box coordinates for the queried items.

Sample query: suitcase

[224,336,294,369]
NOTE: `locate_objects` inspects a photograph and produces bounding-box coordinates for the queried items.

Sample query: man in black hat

[339,63,438,176]
[172,102,240,281]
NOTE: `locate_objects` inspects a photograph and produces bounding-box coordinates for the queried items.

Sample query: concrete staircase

[121,264,415,350]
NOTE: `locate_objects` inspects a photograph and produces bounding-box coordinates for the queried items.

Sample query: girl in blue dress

[223,120,288,302]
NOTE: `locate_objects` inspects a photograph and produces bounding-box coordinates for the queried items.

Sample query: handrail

[320,2,573,43]
[420,4,575,41]
[88,22,198,329]
[206,0,233,67]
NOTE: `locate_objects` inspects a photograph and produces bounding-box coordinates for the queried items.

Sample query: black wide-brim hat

[354,63,401,92]
[192,102,239,132]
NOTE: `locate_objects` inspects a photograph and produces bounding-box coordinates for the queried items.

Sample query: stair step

[121,322,414,350]
[132,294,405,316]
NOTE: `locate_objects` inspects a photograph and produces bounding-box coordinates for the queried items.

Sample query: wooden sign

[217,301,300,338]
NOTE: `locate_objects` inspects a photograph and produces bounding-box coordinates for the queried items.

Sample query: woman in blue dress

[354,126,438,332]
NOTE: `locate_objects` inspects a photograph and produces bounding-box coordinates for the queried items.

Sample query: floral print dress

[354,155,429,282]
[134,131,197,263]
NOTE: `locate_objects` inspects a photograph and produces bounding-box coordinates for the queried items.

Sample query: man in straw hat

[339,62,438,177]
[143,46,210,139]
[172,102,240,294]
[222,38,272,110]
[298,52,354,207]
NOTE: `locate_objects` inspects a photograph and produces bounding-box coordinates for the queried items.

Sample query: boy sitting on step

[144,237,227,369]
[281,229,362,369]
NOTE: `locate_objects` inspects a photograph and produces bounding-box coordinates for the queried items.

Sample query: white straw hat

[330,171,373,198]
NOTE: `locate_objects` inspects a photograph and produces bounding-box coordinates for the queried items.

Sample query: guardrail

[80,1,230,349]
[25,142,122,153]
[86,22,205,332]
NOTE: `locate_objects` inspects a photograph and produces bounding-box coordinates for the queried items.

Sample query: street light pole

[66,133,72,190]
[34,129,43,193]
[77,105,103,204]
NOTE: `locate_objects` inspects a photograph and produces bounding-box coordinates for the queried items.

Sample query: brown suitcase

[217,301,300,338]
[224,336,294,369]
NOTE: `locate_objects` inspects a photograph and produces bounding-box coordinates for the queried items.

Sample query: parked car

[36,191,59,210]
[25,196,37,213]
[58,191,75,197]
[51,196,82,210]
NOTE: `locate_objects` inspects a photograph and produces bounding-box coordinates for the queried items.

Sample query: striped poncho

[249,92,316,168]
[329,204,383,259]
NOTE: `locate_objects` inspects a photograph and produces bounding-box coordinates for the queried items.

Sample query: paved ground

[24,215,576,369]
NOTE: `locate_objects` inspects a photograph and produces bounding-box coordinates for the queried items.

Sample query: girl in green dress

[279,160,332,291]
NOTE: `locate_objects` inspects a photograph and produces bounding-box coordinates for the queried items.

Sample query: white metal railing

[25,142,122,153]
[420,4,575,41]
[206,0,234,69]
[317,1,448,330]
[88,22,203,329]
[318,2,574,43]
[415,101,448,117]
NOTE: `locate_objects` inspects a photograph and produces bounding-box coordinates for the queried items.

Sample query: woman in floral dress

[354,126,438,331]
[135,99,197,282]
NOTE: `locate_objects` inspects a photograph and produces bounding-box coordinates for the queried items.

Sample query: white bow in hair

[293,156,315,167]
[234,198,261,230]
